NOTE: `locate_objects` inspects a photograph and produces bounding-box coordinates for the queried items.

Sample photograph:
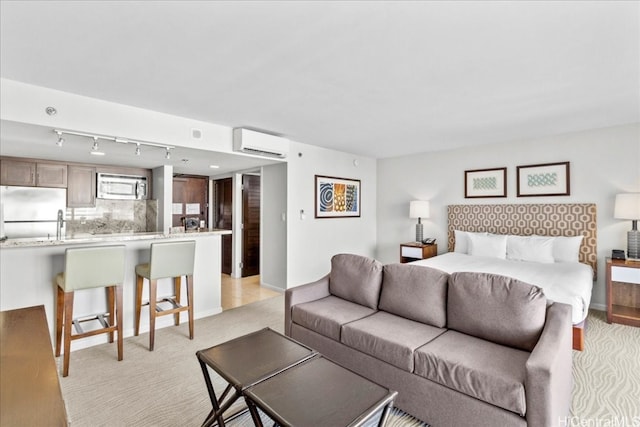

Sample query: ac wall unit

[233,128,289,159]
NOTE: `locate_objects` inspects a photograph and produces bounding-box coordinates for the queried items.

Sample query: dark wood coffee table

[244,355,397,427]
[196,327,396,427]
[197,328,317,427]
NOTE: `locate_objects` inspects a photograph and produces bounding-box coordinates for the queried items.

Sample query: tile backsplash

[65,199,158,237]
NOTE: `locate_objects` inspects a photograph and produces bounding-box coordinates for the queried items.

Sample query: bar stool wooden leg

[148,279,158,351]
[115,284,123,361]
[174,276,182,326]
[62,291,74,377]
[187,274,194,340]
[107,286,115,343]
[134,274,143,336]
[55,285,64,357]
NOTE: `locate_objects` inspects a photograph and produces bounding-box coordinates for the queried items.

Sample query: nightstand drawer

[611,266,640,284]
[401,246,423,259]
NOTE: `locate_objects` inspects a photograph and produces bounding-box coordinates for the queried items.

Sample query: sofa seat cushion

[341,311,446,372]
[291,296,376,341]
[414,330,529,416]
[379,264,449,327]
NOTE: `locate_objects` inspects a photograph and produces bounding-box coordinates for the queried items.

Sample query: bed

[412,203,597,351]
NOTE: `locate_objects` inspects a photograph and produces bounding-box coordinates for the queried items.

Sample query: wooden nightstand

[400,243,437,263]
[606,257,640,327]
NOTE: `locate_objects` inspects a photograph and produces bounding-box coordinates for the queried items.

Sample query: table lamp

[614,193,640,260]
[409,200,430,243]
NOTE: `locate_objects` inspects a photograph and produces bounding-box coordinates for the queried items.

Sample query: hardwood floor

[221,274,281,310]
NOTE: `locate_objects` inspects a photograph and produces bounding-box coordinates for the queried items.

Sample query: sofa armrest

[525,302,573,427]
[284,274,331,336]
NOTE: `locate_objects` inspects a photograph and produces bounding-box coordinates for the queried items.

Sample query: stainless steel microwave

[97,173,148,200]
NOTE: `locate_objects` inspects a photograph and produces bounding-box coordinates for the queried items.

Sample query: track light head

[135,144,141,156]
[165,148,171,159]
[55,131,64,147]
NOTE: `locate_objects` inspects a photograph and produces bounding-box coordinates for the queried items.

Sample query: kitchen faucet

[56,209,64,240]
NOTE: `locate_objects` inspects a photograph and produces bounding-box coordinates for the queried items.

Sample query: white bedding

[411,252,594,324]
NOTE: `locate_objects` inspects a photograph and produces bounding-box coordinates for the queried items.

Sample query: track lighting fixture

[55,131,64,147]
[53,129,175,158]
[90,137,105,156]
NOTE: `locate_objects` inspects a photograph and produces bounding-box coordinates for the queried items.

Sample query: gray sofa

[285,254,573,427]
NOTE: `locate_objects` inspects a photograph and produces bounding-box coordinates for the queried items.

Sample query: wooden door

[173,176,208,228]
[242,174,260,277]
[214,178,233,275]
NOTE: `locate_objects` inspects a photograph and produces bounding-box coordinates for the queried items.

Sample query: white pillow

[454,230,488,254]
[551,235,584,263]
[468,233,507,259]
[506,235,555,263]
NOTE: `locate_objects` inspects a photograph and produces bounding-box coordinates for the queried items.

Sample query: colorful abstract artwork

[315,175,361,218]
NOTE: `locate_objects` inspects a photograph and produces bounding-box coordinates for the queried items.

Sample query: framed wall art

[464,167,507,198]
[517,162,570,197]
[315,175,361,218]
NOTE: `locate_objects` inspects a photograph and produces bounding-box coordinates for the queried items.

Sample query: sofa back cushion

[447,272,547,351]
[329,254,383,309]
[379,264,449,327]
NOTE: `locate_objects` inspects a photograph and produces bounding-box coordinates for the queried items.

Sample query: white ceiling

[1,1,638,169]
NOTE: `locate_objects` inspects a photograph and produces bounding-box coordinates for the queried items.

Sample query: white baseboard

[259,281,285,293]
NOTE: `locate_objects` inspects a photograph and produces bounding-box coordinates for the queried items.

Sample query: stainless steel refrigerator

[1,186,67,239]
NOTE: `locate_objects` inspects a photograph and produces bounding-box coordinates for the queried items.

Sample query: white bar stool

[134,240,196,351]
[54,245,126,377]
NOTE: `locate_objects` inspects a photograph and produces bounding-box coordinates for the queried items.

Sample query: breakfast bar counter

[0,229,231,351]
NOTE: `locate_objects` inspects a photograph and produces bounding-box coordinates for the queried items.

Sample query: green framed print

[517,162,570,197]
[464,167,507,198]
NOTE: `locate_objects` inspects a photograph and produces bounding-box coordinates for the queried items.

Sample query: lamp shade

[410,201,430,219]
[614,193,640,220]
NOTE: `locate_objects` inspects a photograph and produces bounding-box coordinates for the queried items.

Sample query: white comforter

[411,252,593,324]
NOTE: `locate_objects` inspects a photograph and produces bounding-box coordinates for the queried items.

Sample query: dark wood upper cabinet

[67,165,96,207]
[1,158,67,188]
[36,163,67,188]
[1,159,36,186]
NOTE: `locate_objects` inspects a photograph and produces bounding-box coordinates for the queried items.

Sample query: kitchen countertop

[0,229,232,248]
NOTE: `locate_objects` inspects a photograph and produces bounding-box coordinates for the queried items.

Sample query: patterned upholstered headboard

[447,204,597,275]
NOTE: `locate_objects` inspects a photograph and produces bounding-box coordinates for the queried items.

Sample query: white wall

[376,123,640,309]
[286,141,377,287]
[261,163,288,290]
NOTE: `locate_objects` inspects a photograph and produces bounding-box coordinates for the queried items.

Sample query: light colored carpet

[58,297,639,426]
[571,310,640,424]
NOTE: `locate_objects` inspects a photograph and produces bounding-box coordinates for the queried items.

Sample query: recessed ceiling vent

[233,128,289,159]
